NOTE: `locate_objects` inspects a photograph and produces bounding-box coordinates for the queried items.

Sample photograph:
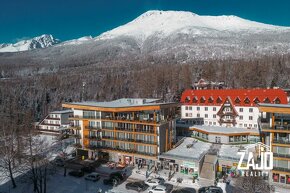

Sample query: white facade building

[38,110,73,132]
[180,88,288,129]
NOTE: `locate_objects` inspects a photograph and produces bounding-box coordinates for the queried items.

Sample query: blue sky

[1,0,290,43]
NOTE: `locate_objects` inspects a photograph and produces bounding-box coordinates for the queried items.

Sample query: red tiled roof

[181,88,288,106]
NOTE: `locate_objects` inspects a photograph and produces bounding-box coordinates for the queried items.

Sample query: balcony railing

[102,136,157,145]
[69,115,101,119]
[85,135,102,141]
[273,153,290,159]
[274,125,290,131]
[273,139,290,144]
[85,126,101,130]
[102,126,114,130]
[115,127,155,134]
[273,167,290,173]
[46,116,60,120]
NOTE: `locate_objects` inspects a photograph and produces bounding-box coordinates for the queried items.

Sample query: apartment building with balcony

[62,98,178,166]
[181,88,288,129]
[37,110,73,133]
[258,103,290,185]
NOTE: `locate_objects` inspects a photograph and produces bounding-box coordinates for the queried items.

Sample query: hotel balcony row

[273,139,290,145]
[273,153,290,159]
[100,136,157,145]
[273,167,290,173]
[68,112,176,124]
[70,125,156,135]
[84,144,158,157]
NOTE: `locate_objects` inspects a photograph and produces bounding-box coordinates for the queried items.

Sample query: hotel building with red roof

[180,88,288,129]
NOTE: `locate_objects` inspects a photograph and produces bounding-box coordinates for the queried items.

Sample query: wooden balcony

[102,136,157,146]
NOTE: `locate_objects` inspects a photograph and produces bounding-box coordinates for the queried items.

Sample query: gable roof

[181,88,288,106]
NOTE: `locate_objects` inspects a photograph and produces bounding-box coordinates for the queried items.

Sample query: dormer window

[235,97,241,104]
[244,97,250,104]
[200,96,206,103]
[192,96,198,103]
[253,97,260,104]
[208,96,214,103]
[264,97,270,103]
[274,97,281,104]
[185,96,190,103]
[216,97,222,104]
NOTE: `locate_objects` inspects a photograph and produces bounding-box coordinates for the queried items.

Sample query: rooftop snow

[50,109,73,114]
[218,144,249,161]
[191,125,259,134]
[68,98,174,108]
[159,137,211,161]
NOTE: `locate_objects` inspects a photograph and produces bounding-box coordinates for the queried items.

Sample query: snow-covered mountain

[98,10,289,44]
[1,10,290,63]
[0,34,60,52]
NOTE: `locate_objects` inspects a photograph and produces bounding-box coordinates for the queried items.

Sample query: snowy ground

[1,163,290,193]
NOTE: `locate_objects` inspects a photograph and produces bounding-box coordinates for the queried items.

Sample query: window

[189,106,192,110]
[225,107,230,112]
[253,97,260,104]
[225,115,231,120]
[239,108,243,112]
[213,115,216,118]
[213,122,216,125]
[235,97,241,104]
[208,97,214,103]
[239,124,243,127]
[185,106,188,110]
[249,124,252,127]
[197,107,200,111]
[200,97,206,103]
[205,114,208,118]
[197,114,200,118]
[244,97,250,104]
[264,97,270,103]
[244,124,247,127]
[213,107,216,111]
[249,116,253,120]
[216,97,222,104]
[274,97,281,104]
[254,124,257,128]
[249,108,253,113]
[205,107,208,111]
[239,116,243,120]
[209,122,212,125]
[185,113,189,117]
[185,96,190,103]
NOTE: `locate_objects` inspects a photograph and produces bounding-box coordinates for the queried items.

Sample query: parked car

[103,178,119,186]
[84,172,101,182]
[145,178,164,186]
[125,181,149,192]
[82,165,95,173]
[148,185,167,193]
[198,186,223,193]
[68,170,84,177]
[109,171,126,181]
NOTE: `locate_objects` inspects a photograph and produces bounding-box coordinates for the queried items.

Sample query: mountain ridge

[0,34,60,52]
[1,10,290,62]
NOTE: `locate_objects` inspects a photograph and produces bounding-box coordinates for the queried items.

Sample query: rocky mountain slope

[0,34,60,52]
